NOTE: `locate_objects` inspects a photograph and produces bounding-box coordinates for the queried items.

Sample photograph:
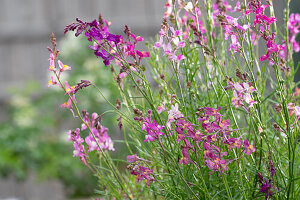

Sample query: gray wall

[0,0,164,99]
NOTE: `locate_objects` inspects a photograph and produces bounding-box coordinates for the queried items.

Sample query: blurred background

[0,0,298,200]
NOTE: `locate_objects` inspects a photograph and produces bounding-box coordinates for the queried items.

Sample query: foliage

[48,0,300,199]
[0,35,120,197]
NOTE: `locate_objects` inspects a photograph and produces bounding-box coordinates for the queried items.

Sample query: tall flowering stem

[47,0,300,199]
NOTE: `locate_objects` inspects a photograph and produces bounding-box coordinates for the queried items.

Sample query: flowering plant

[48,0,300,199]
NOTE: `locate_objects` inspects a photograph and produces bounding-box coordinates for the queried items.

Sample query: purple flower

[142,110,165,142]
[179,148,191,165]
[127,154,139,163]
[129,165,155,185]
[267,160,276,179]
[257,172,274,200]
[228,80,257,110]
[244,139,256,155]
[288,13,300,52]
[67,128,87,165]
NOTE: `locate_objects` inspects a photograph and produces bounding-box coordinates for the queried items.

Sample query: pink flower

[179,148,191,165]
[60,97,73,109]
[288,13,300,52]
[157,105,165,114]
[58,60,71,72]
[176,54,185,62]
[228,80,257,110]
[142,110,165,142]
[244,139,256,155]
[130,166,155,185]
[48,76,57,87]
[127,154,139,163]
[229,34,241,54]
[67,128,87,165]
[48,53,56,72]
[60,96,75,117]
[295,106,300,119]
[225,138,243,150]
[65,81,75,94]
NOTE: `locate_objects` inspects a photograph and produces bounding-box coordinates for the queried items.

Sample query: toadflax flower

[172,105,255,175]
[244,139,256,156]
[142,110,165,142]
[67,128,87,165]
[228,79,257,111]
[129,165,155,186]
[81,111,115,151]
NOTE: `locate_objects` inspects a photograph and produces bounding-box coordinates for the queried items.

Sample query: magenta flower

[48,76,57,87]
[179,148,191,165]
[79,111,115,152]
[129,165,155,185]
[228,80,257,110]
[48,53,56,72]
[142,116,164,142]
[127,154,139,163]
[58,60,71,72]
[65,81,75,94]
[225,138,243,150]
[244,139,256,155]
[67,128,87,165]
[229,34,241,54]
[288,13,300,52]
[257,172,275,200]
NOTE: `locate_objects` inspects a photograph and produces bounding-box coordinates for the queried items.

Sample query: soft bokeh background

[0,0,298,200]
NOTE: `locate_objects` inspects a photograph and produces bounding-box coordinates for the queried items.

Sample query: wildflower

[74,80,91,94]
[142,110,165,142]
[229,34,241,54]
[164,0,173,18]
[244,139,256,155]
[157,105,165,114]
[268,160,276,178]
[287,13,300,52]
[48,53,56,72]
[228,79,257,110]
[225,138,243,150]
[167,103,184,128]
[67,128,87,165]
[129,165,155,185]
[179,148,191,165]
[127,154,139,163]
[58,60,71,72]
[47,76,57,87]
[257,172,274,200]
[80,111,115,152]
[65,81,75,94]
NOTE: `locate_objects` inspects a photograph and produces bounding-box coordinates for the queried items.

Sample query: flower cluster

[47,33,82,117]
[65,17,149,89]
[81,111,114,152]
[216,5,249,54]
[141,110,165,142]
[65,17,121,66]
[197,107,255,174]
[227,78,257,111]
[288,13,300,52]
[169,106,256,174]
[154,21,186,66]
[67,111,114,164]
[127,154,155,185]
[245,0,283,63]
[257,160,277,199]
[67,128,87,164]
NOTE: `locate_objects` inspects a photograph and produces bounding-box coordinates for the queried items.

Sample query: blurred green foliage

[0,34,121,197]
